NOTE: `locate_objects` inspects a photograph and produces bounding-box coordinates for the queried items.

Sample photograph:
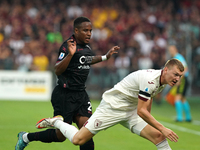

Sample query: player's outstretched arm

[55,39,76,75]
[105,46,119,59]
[90,46,119,64]
[137,98,179,142]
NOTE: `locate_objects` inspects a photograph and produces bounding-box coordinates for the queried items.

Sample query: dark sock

[27,129,60,143]
[80,138,94,150]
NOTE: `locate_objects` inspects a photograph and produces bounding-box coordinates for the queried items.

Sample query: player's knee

[154,132,166,144]
[72,137,86,145]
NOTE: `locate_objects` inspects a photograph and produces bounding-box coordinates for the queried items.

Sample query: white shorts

[84,99,147,135]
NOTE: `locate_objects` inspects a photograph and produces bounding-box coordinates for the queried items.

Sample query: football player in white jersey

[36,58,184,150]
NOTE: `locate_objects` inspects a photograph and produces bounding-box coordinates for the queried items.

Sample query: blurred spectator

[67,1,83,19]
[25,1,39,19]
[104,56,118,88]
[30,41,49,71]
[46,31,63,43]
[48,50,59,87]
[138,54,153,70]
[9,33,25,56]
[114,51,131,81]
[15,45,33,72]
[0,46,14,70]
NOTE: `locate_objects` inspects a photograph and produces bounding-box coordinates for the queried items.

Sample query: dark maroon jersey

[56,35,95,91]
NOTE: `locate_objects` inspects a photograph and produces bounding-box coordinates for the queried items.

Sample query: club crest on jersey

[94,119,102,129]
[58,52,65,60]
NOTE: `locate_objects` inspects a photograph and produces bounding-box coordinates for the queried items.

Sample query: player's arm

[55,39,76,76]
[137,98,163,130]
[147,98,153,113]
[137,98,179,142]
[90,46,119,64]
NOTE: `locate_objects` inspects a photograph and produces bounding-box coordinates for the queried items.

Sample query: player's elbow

[54,66,62,76]
[137,109,146,119]
[55,69,61,76]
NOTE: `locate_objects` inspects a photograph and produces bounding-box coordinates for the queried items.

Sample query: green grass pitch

[0,97,200,150]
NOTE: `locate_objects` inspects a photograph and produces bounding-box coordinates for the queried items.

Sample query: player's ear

[163,66,168,73]
[74,28,78,34]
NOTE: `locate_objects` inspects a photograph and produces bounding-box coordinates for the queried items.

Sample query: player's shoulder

[138,69,162,81]
[139,69,159,75]
[58,40,68,53]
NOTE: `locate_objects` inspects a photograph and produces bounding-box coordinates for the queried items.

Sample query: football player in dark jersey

[15,16,119,150]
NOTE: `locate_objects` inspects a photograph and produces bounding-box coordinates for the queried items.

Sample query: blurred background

[1,1,200,149]
[0,0,200,100]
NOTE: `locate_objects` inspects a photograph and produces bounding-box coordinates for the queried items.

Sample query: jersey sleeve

[138,75,155,101]
[56,41,69,63]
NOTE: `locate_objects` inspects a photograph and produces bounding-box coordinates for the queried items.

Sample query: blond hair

[164,58,184,72]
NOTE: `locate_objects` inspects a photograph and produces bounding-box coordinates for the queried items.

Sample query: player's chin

[168,82,173,87]
[85,39,90,43]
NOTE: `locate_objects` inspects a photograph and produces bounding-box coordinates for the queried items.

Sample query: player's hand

[161,128,179,142]
[106,46,120,59]
[67,39,76,56]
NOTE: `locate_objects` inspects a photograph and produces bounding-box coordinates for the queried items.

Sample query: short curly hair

[73,16,91,30]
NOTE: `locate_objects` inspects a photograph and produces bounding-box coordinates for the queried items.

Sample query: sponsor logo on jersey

[145,87,149,92]
[147,70,152,72]
[79,56,93,64]
[78,65,90,69]
[148,81,154,84]
[79,56,86,64]
[58,52,65,60]
[77,48,83,51]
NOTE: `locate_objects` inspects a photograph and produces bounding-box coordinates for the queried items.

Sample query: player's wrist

[68,53,74,57]
[101,55,107,61]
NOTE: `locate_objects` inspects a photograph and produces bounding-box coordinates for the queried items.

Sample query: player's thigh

[121,111,147,135]
[74,91,92,128]
[51,85,66,116]
[75,90,92,119]
[84,99,125,134]
[51,86,84,124]
[140,124,165,144]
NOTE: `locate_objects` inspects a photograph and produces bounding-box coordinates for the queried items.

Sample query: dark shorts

[51,85,92,124]
[177,76,188,96]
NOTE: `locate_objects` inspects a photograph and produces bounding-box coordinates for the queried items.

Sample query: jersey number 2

[88,102,92,111]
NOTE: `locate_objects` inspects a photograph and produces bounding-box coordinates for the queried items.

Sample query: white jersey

[102,69,166,111]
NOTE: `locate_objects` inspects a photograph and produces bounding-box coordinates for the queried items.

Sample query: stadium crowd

[0,0,200,95]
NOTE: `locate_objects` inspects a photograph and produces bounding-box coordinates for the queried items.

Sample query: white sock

[156,139,172,150]
[54,120,78,143]
[22,133,29,143]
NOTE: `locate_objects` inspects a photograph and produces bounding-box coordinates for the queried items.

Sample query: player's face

[164,65,183,87]
[75,22,92,44]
